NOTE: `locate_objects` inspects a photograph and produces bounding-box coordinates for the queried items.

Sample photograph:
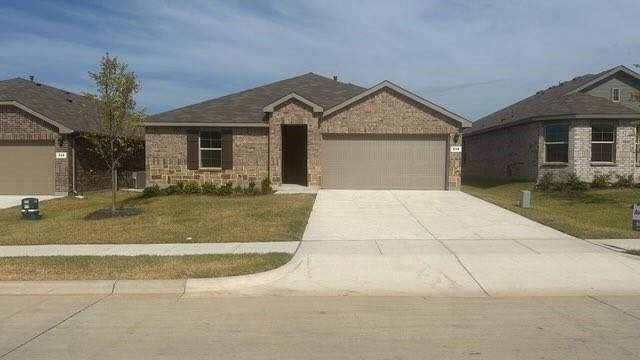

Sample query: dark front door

[281,125,308,185]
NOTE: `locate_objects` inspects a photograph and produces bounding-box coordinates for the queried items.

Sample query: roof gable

[324,80,471,127]
[568,65,640,94]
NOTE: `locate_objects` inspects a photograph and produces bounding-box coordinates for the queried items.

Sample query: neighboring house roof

[0,77,99,133]
[148,73,365,125]
[467,65,640,136]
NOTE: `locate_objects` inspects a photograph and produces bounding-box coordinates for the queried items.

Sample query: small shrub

[142,184,161,198]
[216,182,233,196]
[247,181,256,194]
[563,172,589,192]
[201,182,217,195]
[615,174,634,188]
[535,172,555,191]
[233,184,243,194]
[165,182,185,195]
[591,173,612,188]
[260,177,273,195]
[183,182,202,194]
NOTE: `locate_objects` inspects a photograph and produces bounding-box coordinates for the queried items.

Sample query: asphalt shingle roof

[467,67,640,135]
[149,73,366,124]
[0,78,98,133]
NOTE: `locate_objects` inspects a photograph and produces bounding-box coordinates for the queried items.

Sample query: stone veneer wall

[268,100,321,186]
[146,126,269,186]
[320,88,464,189]
[463,122,540,181]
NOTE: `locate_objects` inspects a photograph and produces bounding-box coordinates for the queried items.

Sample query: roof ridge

[152,72,363,117]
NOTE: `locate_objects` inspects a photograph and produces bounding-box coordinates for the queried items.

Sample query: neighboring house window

[611,88,621,102]
[544,124,569,163]
[591,123,615,162]
[199,131,222,168]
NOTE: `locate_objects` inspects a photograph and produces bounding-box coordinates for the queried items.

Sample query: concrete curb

[0,279,189,296]
[185,253,304,294]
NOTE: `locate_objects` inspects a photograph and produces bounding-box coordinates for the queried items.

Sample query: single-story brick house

[0,77,144,195]
[144,73,471,190]
[463,65,640,182]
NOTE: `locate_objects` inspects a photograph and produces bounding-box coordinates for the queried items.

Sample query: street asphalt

[1,294,639,359]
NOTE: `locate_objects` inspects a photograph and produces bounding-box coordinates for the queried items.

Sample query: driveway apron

[219,190,640,297]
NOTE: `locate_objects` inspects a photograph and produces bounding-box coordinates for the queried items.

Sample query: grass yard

[0,253,292,281]
[462,178,640,239]
[0,192,315,245]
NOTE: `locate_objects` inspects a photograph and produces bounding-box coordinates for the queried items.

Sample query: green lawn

[462,179,640,239]
[0,192,315,245]
[0,253,292,280]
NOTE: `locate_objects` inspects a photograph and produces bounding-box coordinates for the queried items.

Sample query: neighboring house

[463,65,640,182]
[0,78,144,195]
[144,73,471,190]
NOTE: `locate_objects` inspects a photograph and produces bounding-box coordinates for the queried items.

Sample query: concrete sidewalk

[0,241,299,257]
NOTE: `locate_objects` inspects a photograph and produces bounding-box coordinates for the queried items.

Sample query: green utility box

[21,197,41,220]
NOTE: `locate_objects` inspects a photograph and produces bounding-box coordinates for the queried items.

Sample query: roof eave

[0,100,74,134]
[465,112,640,136]
[323,80,472,127]
[143,121,268,128]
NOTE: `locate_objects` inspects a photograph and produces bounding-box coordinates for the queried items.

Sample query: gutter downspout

[72,135,77,195]
[266,113,271,181]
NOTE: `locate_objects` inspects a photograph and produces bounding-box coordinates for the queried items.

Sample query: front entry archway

[281,125,308,186]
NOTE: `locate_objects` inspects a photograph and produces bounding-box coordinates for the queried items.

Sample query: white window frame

[198,130,222,169]
[543,124,569,164]
[611,87,621,103]
[591,123,616,163]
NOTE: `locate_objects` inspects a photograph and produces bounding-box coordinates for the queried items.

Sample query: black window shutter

[186,130,199,170]
[221,129,233,170]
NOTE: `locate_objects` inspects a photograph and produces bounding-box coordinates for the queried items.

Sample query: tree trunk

[111,165,117,213]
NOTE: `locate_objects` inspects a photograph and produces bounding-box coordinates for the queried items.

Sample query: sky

[1,0,639,120]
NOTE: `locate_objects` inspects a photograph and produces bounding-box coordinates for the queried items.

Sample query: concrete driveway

[0,195,62,210]
[190,190,640,297]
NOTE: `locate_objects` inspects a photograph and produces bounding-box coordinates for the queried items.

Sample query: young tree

[84,53,145,213]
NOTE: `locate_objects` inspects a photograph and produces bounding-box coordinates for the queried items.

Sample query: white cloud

[1,0,639,119]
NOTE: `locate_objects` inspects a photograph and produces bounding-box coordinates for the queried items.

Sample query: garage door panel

[321,134,446,190]
[0,141,55,195]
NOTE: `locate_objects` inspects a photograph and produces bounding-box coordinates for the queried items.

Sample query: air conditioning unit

[131,171,146,189]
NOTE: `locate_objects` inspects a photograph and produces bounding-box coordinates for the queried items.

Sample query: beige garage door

[0,141,55,195]
[321,134,447,190]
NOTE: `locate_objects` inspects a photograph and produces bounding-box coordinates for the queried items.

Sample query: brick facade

[321,88,463,189]
[463,118,640,183]
[146,88,465,190]
[145,126,269,187]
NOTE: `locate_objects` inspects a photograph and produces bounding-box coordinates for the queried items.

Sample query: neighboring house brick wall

[463,122,540,181]
[546,119,638,183]
[0,105,58,140]
[269,100,321,186]
[465,119,640,184]
[0,104,71,194]
[145,126,269,187]
[321,89,463,189]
